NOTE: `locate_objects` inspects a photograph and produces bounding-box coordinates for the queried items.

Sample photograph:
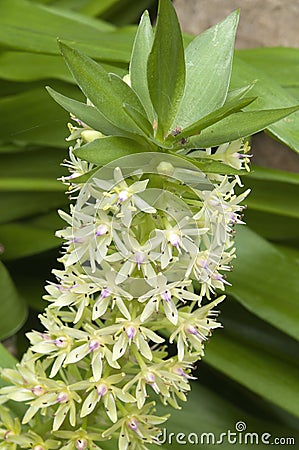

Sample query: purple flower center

[169,232,180,248]
[31,385,45,397]
[97,383,108,397]
[57,392,69,403]
[135,252,145,270]
[161,290,171,303]
[128,418,138,431]
[89,339,100,351]
[75,439,88,450]
[54,337,68,348]
[118,190,129,203]
[126,326,137,339]
[96,224,109,236]
[100,287,111,299]
[186,325,198,335]
[145,372,155,384]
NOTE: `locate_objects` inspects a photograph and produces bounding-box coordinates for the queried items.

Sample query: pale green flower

[100,319,164,361]
[169,296,225,361]
[71,373,134,421]
[102,402,169,450]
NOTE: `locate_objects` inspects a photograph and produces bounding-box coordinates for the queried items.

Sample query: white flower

[71,373,134,421]
[107,231,160,285]
[64,325,120,382]
[93,167,156,225]
[139,274,200,325]
[102,402,169,449]
[57,206,115,272]
[100,318,164,362]
[169,296,224,361]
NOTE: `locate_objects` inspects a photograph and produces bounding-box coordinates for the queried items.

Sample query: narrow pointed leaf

[175,96,257,140]
[58,42,147,135]
[188,105,299,149]
[46,87,125,136]
[174,10,239,129]
[147,0,185,137]
[0,262,27,340]
[74,137,148,165]
[129,11,155,123]
[123,103,153,136]
[226,82,257,101]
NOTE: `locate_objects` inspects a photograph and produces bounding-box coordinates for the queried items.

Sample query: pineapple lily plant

[0,1,298,449]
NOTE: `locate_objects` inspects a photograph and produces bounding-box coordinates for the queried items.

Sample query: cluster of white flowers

[0,102,250,449]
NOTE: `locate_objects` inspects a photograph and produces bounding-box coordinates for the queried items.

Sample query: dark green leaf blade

[74,137,148,165]
[227,227,299,341]
[231,56,299,153]
[176,96,257,140]
[206,329,299,418]
[174,10,239,129]
[0,262,27,340]
[147,0,185,137]
[0,223,61,260]
[129,11,155,123]
[188,105,299,149]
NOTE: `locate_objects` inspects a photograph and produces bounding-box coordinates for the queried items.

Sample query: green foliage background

[0,0,298,447]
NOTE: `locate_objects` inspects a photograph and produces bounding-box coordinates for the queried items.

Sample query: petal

[112,333,128,361]
[104,392,117,423]
[92,352,103,382]
[81,390,98,417]
[136,335,152,361]
[53,404,69,431]
[140,298,157,322]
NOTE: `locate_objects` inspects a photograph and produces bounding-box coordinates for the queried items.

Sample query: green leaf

[74,137,149,165]
[174,96,257,140]
[206,328,299,418]
[122,103,153,136]
[0,224,61,260]
[0,178,64,192]
[174,11,239,129]
[147,0,185,137]
[231,57,299,153]
[0,192,67,224]
[244,169,299,219]
[244,209,299,243]
[0,52,127,83]
[129,11,155,123]
[236,47,299,88]
[188,105,299,149]
[0,343,26,417]
[0,87,76,148]
[0,0,135,61]
[0,262,27,340]
[227,227,299,341]
[59,42,147,136]
[46,86,126,136]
